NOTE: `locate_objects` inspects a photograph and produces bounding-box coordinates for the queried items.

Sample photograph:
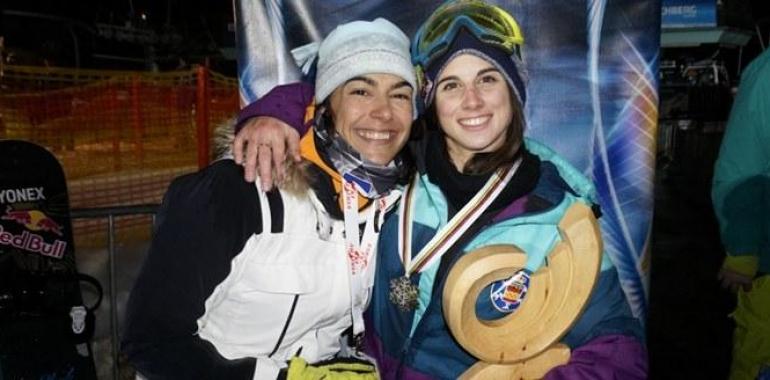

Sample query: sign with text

[662,0,717,28]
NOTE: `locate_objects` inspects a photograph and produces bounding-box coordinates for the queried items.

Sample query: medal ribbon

[397,158,522,277]
[341,176,400,334]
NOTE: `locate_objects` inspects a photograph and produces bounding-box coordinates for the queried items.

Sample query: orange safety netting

[0,65,239,244]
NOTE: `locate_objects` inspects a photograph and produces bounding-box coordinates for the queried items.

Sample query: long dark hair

[422,84,525,175]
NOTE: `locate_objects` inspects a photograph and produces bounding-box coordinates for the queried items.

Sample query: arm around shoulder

[235,82,315,135]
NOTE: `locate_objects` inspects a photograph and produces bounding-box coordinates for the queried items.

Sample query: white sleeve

[253,358,283,379]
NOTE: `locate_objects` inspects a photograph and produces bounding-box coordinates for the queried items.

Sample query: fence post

[109,85,122,171]
[131,76,145,163]
[195,66,210,169]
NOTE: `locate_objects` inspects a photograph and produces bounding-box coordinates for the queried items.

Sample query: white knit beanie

[312,18,417,117]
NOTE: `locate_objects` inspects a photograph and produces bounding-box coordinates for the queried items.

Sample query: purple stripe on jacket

[366,327,646,379]
[235,82,314,134]
[492,195,529,223]
[545,334,648,380]
[363,322,433,380]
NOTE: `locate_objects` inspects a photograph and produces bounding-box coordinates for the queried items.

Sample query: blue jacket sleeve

[121,161,263,379]
[711,50,770,263]
[561,268,645,347]
[551,268,647,378]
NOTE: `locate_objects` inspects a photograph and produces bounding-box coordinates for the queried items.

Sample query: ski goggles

[412,0,524,70]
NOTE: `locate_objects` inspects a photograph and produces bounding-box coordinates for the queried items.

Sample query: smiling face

[434,53,515,171]
[328,73,414,165]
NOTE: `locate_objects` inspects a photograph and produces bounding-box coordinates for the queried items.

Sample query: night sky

[1,0,235,72]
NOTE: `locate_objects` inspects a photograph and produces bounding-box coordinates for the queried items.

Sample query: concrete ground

[75,240,149,380]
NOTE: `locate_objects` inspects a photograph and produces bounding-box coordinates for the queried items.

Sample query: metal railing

[70,204,159,380]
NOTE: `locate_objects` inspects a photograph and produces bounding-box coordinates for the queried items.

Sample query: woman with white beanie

[122,18,416,379]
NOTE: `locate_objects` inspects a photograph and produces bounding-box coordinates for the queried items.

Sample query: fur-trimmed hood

[213,119,311,196]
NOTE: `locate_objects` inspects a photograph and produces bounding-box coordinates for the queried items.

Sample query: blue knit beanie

[421,27,527,109]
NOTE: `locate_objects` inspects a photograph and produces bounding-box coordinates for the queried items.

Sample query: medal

[490,269,531,313]
[392,161,522,314]
[389,276,419,312]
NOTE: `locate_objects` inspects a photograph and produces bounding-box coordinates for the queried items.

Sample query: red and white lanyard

[341,178,400,334]
[397,158,522,278]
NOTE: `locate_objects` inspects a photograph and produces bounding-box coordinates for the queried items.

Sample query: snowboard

[0,140,99,380]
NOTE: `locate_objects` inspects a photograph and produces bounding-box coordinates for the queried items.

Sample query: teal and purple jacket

[712,48,770,276]
[362,132,645,379]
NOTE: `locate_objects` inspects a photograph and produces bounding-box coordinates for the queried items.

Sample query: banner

[235,0,660,321]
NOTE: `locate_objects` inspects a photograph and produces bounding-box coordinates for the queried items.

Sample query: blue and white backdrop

[235,0,661,322]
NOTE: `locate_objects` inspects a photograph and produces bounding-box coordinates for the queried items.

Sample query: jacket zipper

[268,294,299,358]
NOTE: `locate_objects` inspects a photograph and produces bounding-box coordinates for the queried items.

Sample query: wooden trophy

[443,203,602,379]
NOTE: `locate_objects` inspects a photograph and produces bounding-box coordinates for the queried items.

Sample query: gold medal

[389,276,419,312]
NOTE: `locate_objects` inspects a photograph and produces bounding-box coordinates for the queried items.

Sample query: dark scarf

[314,109,410,198]
[424,132,540,217]
[300,126,410,219]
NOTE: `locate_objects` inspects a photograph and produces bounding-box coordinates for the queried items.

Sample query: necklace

[390,158,522,312]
